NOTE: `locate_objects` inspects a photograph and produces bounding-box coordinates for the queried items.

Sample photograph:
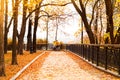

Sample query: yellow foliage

[74,28,82,37]
[8,38,18,45]
[8,38,12,45]
[103,32,110,39]
[37,39,47,44]
[116,0,120,2]
[113,14,120,27]
[114,29,118,37]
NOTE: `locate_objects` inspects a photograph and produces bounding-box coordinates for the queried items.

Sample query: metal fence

[66,44,120,75]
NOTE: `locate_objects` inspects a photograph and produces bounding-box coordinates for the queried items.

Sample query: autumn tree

[16,0,45,54]
[32,0,44,52]
[32,5,40,52]
[12,0,19,65]
[0,0,5,76]
[104,0,114,44]
[31,0,70,51]
[18,0,28,54]
[27,18,32,51]
[4,0,13,53]
[26,1,35,51]
[25,0,71,52]
[4,0,8,53]
[71,0,100,44]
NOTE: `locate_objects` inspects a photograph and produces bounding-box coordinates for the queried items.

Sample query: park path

[20,51,100,80]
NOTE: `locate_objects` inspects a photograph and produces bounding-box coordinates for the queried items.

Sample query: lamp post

[81,19,83,44]
[46,17,49,50]
[55,17,58,41]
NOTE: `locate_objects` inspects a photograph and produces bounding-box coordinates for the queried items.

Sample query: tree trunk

[32,1,43,52]
[4,17,13,53]
[99,8,103,44]
[33,5,39,52]
[27,18,32,51]
[18,38,24,54]
[18,0,28,54]
[104,0,114,44]
[93,4,99,44]
[71,0,96,44]
[4,30,8,54]
[0,26,5,76]
[4,0,8,53]
[12,0,19,65]
[81,13,95,44]
[0,0,5,76]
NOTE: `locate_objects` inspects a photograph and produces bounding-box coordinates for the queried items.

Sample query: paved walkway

[21,51,100,80]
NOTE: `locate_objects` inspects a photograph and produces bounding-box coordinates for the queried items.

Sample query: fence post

[118,48,120,75]
[105,46,108,70]
[85,45,87,59]
[79,45,81,56]
[81,44,83,56]
[86,45,88,59]
[83,45,84,58]
[92,45,94,63]
[88,45,90,61]
[96,45,99,66]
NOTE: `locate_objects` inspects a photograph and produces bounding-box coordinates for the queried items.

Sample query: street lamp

[46,16,49,50]
[55,17,58,41]
[81,19,83,44]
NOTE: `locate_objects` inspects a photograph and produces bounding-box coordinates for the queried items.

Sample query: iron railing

[66,44,120,76]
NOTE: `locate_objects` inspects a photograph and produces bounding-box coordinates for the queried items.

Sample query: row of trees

[0,0,72,76]
[72,0,120,44]
[0,0,120,76]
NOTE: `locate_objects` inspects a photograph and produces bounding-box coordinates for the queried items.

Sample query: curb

[10,51,46,80]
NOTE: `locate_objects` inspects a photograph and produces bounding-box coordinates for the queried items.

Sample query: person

[53,40,60,50]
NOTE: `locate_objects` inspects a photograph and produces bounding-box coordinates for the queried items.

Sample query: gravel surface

[20,51,102,80]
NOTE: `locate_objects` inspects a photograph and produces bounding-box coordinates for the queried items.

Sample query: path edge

[10,51,46,80]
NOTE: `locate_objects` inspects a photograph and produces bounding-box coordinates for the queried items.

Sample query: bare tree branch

[89,0,100,26]
[85,0,89,8]
[26,2,72,20]
[41,2,72,7]
[79,0,86,12]
[39,10,50,16]
[38,15,53,19]
[26,0,44,20]
[7,17,13,33]
[16,30,19,38]
[71,0,82,15]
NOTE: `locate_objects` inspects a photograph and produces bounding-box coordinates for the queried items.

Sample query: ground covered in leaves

[0,50,43,80]
[17,51,119,80]
[67,51,120,80]
[0,50,119,80]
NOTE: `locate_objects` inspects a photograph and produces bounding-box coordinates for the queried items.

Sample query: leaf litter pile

[17,51,119,80]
